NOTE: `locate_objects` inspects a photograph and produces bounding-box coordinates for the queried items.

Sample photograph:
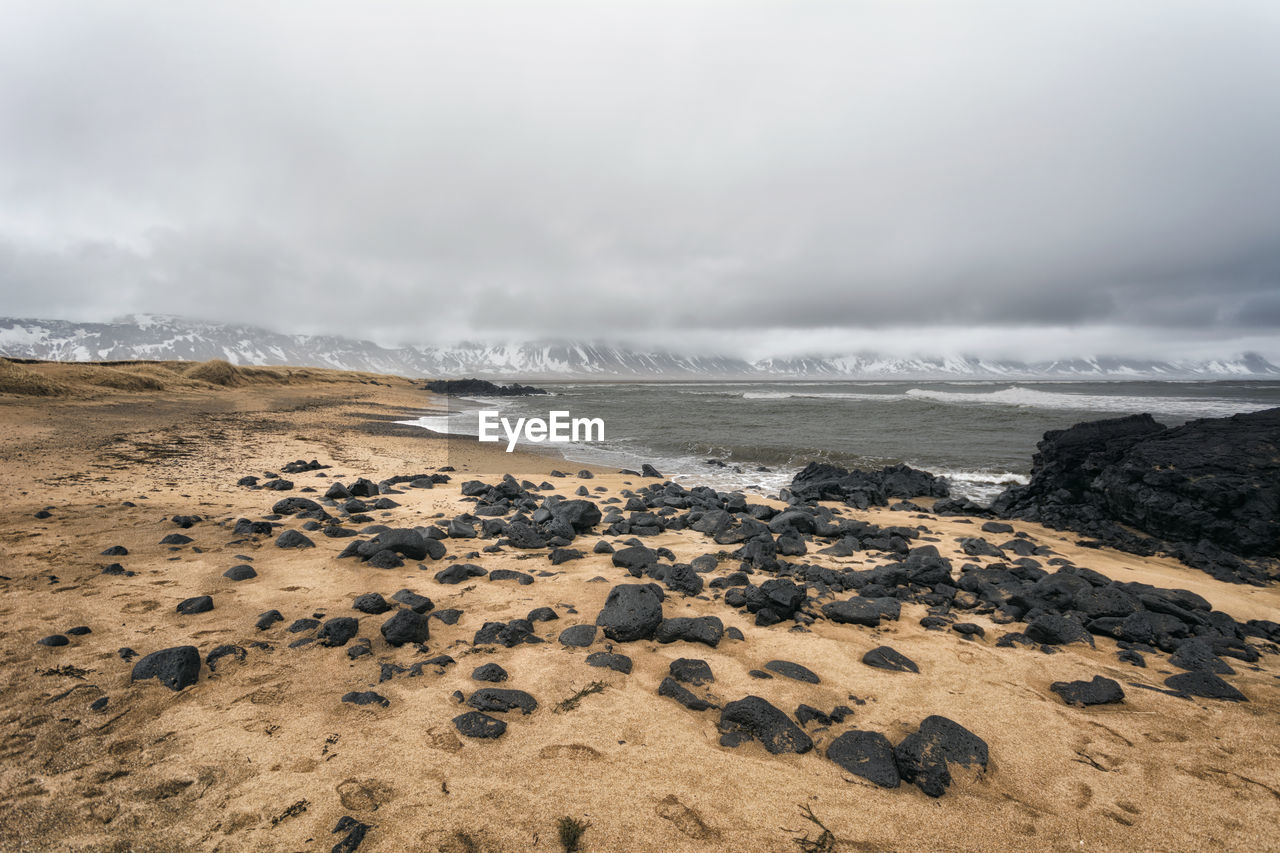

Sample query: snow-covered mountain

[2,315,1277,380]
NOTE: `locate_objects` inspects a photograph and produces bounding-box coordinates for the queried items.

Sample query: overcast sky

[1,1,1279,359]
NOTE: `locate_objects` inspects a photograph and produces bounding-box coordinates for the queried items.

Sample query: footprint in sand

[655,794,720,841]
[539,743,603,761]
[121,599,160,614]
[1072,782,1094,809]
[337,777,395,812]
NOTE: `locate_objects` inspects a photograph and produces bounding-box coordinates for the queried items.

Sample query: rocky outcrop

[787,462,950,509]
[424,378,546,396]
[993,409,1280,584]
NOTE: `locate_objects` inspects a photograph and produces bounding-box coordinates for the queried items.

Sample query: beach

[1,361,1277,852]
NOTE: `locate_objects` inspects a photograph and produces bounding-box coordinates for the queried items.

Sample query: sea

[401,380,1280,504]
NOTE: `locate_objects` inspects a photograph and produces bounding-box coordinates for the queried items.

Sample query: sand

[0,362,1277,852]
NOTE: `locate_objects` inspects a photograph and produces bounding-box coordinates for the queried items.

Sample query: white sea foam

[902,385,1272,417]
[731,384,1272,418]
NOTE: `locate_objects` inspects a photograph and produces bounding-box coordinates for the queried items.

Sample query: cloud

[0,1,1277,359]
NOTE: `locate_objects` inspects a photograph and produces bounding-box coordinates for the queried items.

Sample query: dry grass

[0,358,410,397]
[0,358,70,396]
[184,358,252,386]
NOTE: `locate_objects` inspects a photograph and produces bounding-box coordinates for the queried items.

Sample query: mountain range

[2,314,1277,380]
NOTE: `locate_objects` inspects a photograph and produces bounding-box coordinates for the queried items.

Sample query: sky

[1,1,1279,360]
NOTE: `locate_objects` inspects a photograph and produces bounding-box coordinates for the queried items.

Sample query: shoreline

[0,364,1276,851]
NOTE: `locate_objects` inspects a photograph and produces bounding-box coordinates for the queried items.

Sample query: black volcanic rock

[342,691,389,708]
[764,660,819,683]
[654,616,724,647]
[1050,676,1125,706]
[472,663,509,683]
[861,646,919,673]
[467,687,538,715]
[718,696,813,754]
[586,651,633,673]
[380,609,430,646]
[453,711,506,738]
[1165,671,1247,702]
[789,462,949,508]
[272,496,322,516]
[352,593,392,614]
[435,563,486,585]
[131,646,201,691]
[551,499,602,532]
[596,583,664,642]
[669,658,714,686]
[827,730,901,788]
[357,528,427,561]
[425,378,546,396]
[658,677,716,711]
[177,595,214,615]
[275,529,314,549]
[318,617,359,647]
[894,715,988,798]
[993,409,1280,583]
[558,624,597,647]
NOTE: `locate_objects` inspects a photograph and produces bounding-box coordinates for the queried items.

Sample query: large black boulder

[380,609,430,646]
[826,730,901,788]
[894,715,988,797]
[789,462,949,508]
[131,646,201,691]
[357,529,427,561]
[551,499,602,532]
[595,583,664,642]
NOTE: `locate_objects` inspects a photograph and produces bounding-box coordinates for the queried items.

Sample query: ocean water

[402,381,1280,503]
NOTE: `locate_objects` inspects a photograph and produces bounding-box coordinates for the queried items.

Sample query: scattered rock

[380,609,430,647]
[764,660,819,683]
[131,646,201,691]
[861,646,919,673]
[894,715,988,797]
[558,624,597,648]
[352,593,392,615]
[827,730,901,788]
[596,583,664,642]
[586,652,632,674]
[1050,676,1125,706]
[223,564,257,581]
[1164,671,1247,702]
[472,663,509,683]
[176,595,214,615]
[718,696,813,754]
[467,687,538,715]
[659,677,716,711]
[275,530,315,549]
[669,658,715,686]
[342,691,389,708]
[453,711,506,739]
[318,617,359,647]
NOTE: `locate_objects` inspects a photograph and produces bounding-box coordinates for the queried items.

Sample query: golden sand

[0,363,1276,852]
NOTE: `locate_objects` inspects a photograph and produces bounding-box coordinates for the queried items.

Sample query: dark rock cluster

[424,378,547,396]
[993,409,1280,584]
